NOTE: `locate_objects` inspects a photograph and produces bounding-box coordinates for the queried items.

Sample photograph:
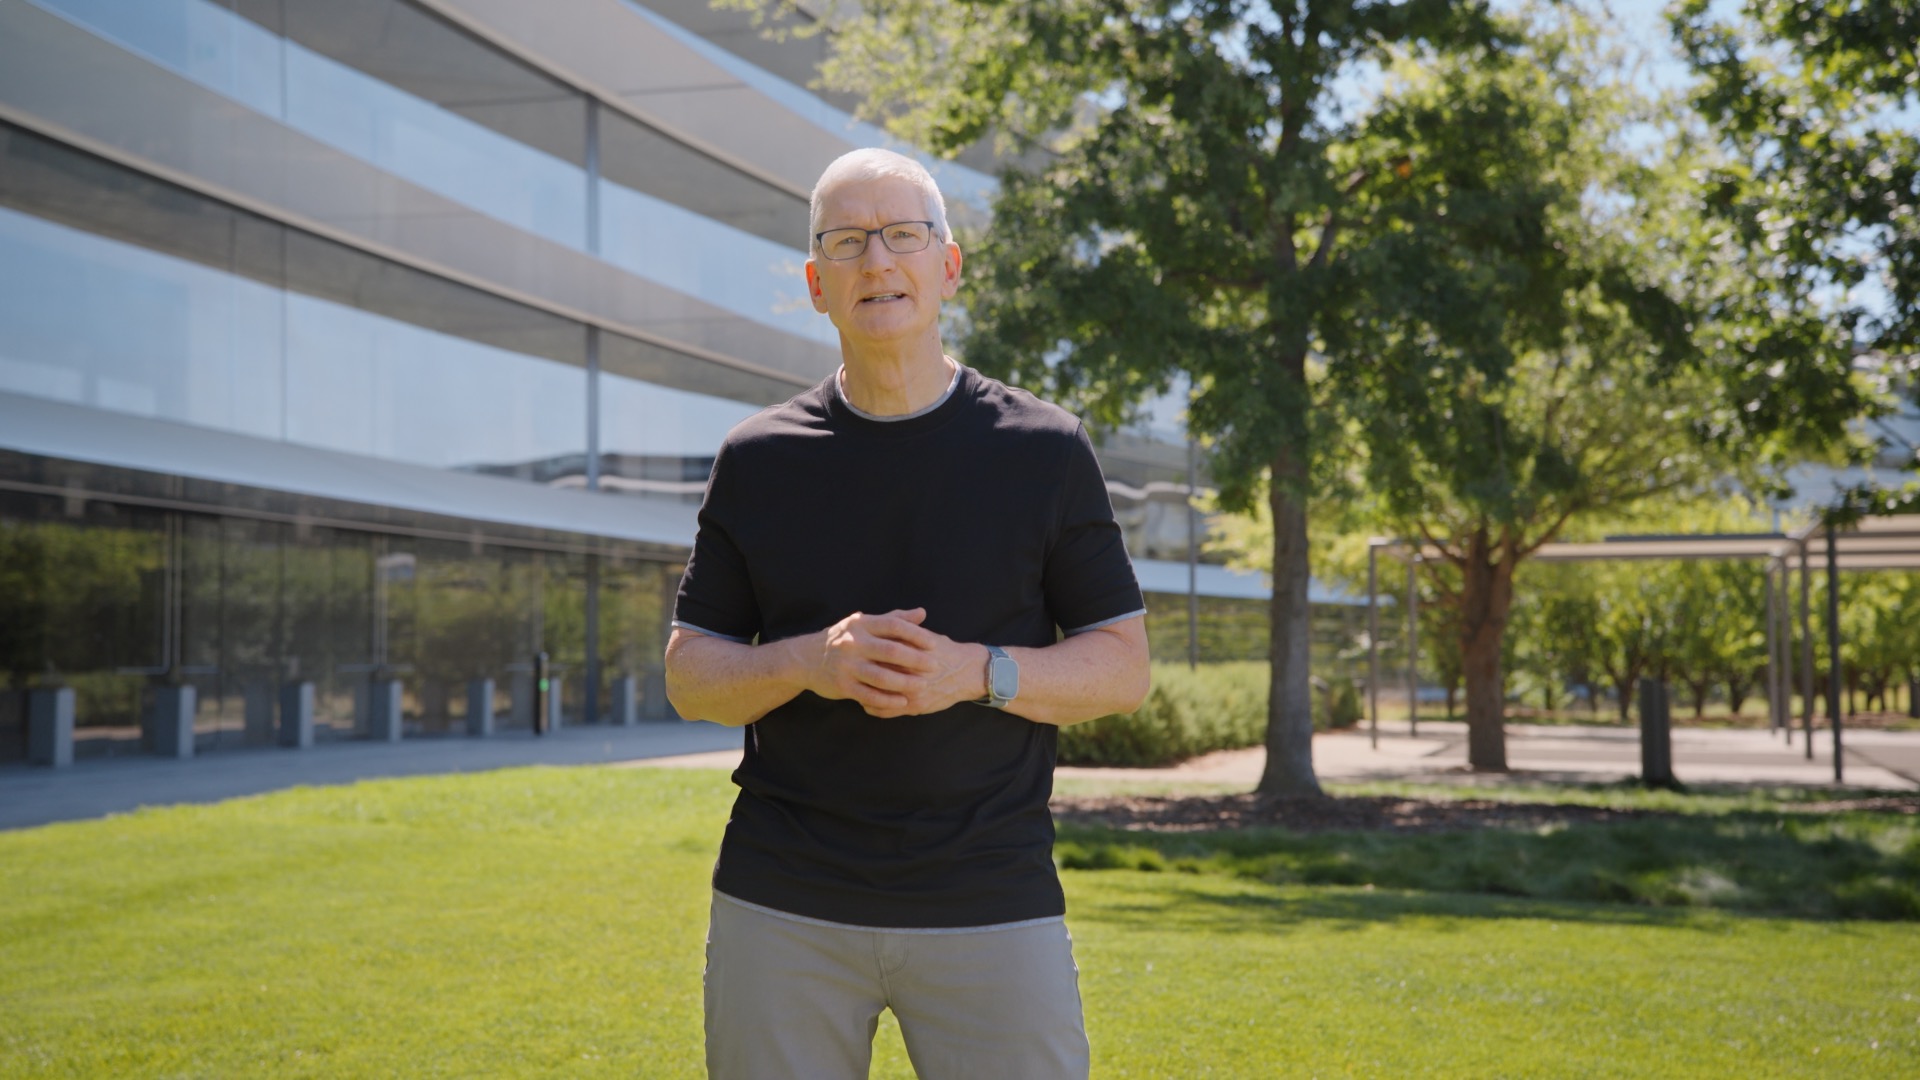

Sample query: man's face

[805,175,962,350]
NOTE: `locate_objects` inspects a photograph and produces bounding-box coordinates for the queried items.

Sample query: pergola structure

[1364,513,1920,783]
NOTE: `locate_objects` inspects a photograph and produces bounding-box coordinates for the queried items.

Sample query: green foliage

[0,516,163,682]
[1335,14,1724,535]
[1674,0,1919,364]
[1058,661,1267,766]
[1320,675,1364,730]
[1059,662,1372,767]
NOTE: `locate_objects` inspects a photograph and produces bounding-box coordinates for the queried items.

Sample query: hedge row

[1056,662,1362,768]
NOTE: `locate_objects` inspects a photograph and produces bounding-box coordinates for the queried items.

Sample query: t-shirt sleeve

[1044,424,1147,635]
[673,441,761,644]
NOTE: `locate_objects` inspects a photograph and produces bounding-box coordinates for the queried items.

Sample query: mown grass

[3,767,1917,1077]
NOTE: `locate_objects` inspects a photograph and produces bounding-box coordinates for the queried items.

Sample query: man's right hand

[805,608,942,716]
[665,608,993,726]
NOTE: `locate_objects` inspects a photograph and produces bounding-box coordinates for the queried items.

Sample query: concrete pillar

[148,685,196,759]
[279,681,314,749]
[1638,677,1674,788]
[466,678,495,737]
[509,670,534,729]
[27,687,74,768]
[243,681,277,745]
[610,675,638,727]
[366,678,404,743]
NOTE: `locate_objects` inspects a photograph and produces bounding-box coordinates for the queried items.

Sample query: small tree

[1667,561,1766,720]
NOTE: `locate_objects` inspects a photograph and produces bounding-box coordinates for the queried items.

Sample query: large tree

[732,0,1514,794]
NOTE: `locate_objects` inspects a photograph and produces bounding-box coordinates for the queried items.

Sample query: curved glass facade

[31,0,840,346]
[0,205,286,441]
[0,0,1186,772]
[34,0,591,248]
[0,133,593,476]
[598,181,828,346]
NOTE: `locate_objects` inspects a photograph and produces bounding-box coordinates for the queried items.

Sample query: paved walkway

[1055,721,1920,789]
[9,719,1912,832]
[640,721,1920,791]
[0,721,741,831]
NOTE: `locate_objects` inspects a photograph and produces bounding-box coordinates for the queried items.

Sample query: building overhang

[0,391,697,558]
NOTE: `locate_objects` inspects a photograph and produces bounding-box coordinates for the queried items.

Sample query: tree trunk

[1456,530,1515,772]
[1445,683,1458,719]
[1686,680,1709,719]
[1726,676,1750,718]
[1256,444,1321,796]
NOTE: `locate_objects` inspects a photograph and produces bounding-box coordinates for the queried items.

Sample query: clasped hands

[804,608,988,718]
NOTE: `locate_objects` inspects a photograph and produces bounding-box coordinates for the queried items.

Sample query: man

[665,147,1150,1080]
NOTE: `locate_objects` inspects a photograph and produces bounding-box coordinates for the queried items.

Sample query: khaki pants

[703,892,1091,1080]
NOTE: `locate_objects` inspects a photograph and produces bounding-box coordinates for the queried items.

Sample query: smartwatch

[976,645,1018,709]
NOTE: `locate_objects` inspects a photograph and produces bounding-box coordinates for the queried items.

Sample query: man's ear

[805,259,829,314]
[940,241,963,299]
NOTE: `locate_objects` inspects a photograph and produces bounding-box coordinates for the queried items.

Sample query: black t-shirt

[673,364,1144,928]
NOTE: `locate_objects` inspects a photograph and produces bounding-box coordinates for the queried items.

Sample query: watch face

[989,655,1018,701]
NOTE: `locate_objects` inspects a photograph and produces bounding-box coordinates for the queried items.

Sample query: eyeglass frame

[811,220,942,261]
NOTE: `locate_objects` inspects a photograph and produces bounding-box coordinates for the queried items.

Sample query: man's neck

[838,341,955,417]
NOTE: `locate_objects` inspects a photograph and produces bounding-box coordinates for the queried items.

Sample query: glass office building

[0,0,1291,765]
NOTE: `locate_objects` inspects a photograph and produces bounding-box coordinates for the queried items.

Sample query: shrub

[1057,662,1267,767]
[1318,676,1363,730]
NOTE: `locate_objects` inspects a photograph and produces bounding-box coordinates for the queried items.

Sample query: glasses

[813,220,937,261]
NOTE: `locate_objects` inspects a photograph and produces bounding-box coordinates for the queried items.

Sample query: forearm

[663,628,813,727]
[1000,616,1150,728]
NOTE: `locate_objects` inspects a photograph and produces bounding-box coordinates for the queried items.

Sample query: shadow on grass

[1065,873,1741,936]
[1055,809,1920,922]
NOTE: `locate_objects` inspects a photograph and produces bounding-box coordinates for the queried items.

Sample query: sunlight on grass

[3,768,1916,1077]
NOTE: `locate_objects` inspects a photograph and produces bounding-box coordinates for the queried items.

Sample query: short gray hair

[808,148,950,252]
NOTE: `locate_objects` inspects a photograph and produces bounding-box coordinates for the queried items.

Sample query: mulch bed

[1049,792,1920,834]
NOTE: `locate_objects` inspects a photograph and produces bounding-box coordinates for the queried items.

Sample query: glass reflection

[33,0,589,248]
[598,180,830,347]
[0,482,688,758]
[0,202,589,476]
[596,370,761,502]
[284,291,586,473]
[32,0,285,116]
[0,206,285,441]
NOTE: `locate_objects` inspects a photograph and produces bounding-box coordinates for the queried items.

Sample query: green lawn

[2,768,1916,1077]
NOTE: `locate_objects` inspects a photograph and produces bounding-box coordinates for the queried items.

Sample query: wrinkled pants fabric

[703,892,1090,1080]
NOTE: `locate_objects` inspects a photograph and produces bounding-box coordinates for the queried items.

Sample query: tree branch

[1306,167,1374,275]
[1415,519,1464,570]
